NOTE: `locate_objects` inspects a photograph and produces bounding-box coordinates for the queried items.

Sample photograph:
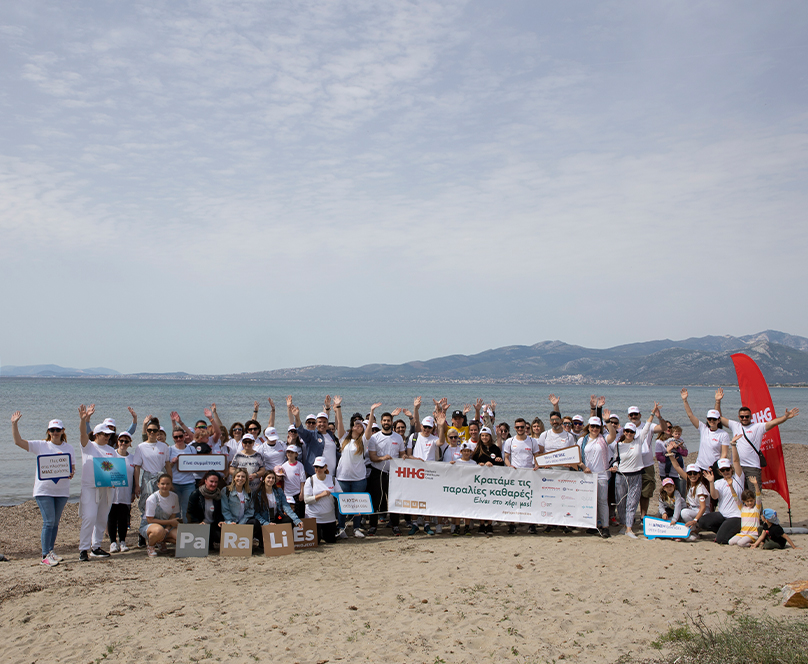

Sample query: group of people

[11,388,800,566]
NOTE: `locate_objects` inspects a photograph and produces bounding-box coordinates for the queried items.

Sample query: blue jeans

[35,495,69,557]
[173,482,196,523]
[336,478,367,530]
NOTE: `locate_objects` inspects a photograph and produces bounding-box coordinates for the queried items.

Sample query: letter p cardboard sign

[175,524,210,558]
[220,524,254,557]
[262,524,294,557]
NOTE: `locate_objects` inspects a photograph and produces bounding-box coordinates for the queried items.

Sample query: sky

[1,1,807,374]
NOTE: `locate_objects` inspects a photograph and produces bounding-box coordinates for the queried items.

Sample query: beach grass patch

[634,613,808,663]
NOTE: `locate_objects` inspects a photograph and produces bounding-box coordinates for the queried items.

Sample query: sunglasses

[720,467,732,472]
[686,471,700,476]
[247,427,260,432]
[447,435,459,440]
[195,425,207,429]
[624,430,635,435]
[514,425,526,430]
[739,415,751,419]
[232,427,244,432]
[243,440,254,444]
[48,428,64,433]
[173,434,184,440]
[96,431,111,437]
[562,422,572,427]
[147,428,160,434]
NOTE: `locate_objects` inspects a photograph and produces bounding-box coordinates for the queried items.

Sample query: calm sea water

[2,378,806,505]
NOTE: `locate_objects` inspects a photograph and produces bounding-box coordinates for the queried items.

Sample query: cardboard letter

[175,524,210,558]
[262,524,294,557]
[220,524,254,557]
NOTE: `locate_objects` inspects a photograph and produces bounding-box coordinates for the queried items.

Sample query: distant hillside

[1,364,120,377]
[234,331,808,385]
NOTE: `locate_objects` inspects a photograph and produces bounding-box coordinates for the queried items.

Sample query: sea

[2,378,806,505]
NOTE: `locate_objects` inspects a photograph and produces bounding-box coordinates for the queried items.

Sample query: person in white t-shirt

[258,427,287,470]
[78,404,118,561]
[714,387,799,490]
[303,456,342,544]
[140,473,180,558]
[336,406,370,539]
[280,445,307,519]
[11,412,75,566]
[503,417,542,534]
[681,389,730,475]
[578,414,616,537]
[107,431,137,553]
[403,412,446,535]
[537,411,576,470]
[365,401,405,536]
[698,435,746,545]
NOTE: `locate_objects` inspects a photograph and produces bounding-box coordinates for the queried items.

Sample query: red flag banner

[730,353,790,507]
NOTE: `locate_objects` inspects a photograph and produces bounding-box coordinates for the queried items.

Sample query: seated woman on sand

[140,473,180,558]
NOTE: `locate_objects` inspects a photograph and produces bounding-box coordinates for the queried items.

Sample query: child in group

[727,476,761,547]
[657,477,685,525]
[751,508,799,550]
[280,445,306,519]
[449,442,477,536]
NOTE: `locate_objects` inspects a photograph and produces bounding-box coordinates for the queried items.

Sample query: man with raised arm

[366,402,405,536]
[714,387,799,490]
[289,396,340,477]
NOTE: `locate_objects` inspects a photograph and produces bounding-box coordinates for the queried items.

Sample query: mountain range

[4,330,808,384]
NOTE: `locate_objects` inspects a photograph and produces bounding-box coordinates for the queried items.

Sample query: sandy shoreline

[1,445,806,664]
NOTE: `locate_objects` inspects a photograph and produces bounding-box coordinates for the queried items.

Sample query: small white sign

[336,492,374,515]
[643,516,691,540]
[177,454,228,472]
[535,445,581,467]
[37,454,72,483]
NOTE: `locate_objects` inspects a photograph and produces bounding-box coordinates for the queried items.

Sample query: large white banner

[389,459,597,528]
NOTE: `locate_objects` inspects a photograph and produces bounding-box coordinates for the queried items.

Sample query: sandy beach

[1,445,806,664]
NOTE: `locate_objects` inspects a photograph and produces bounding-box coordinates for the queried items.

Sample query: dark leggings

[107,502,131,543]
[368,468,400,529]
[697,513,742,544]
[317,521,337,544]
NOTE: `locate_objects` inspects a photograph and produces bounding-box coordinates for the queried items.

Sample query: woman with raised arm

[665,444,710,541]
[11,411,76,566]
[107,431,137,553]
[336,399,369,539]
[581,411,617,538]
[77,404,118,561]
[680,388,729,476]
[697,434,746,544]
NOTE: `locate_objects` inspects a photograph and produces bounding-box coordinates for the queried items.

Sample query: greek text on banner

[389,459,596,528]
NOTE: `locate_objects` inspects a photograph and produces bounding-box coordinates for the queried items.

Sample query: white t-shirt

[80,442,117,488]
[322,435,338,479]
[453,457,477,466]
[615,439,645,473]
[580,435,609,478]
[27,440,75,498]
[441,444,462,464]
[131,441,170,474]
[111,451,137,504]
[367,431,405,473]
[686,483,711,512]
[503,436,540,469]
[169,445,197,485]
[281,461,306,500]
[727,420,766,469]
[304,474,342,523]
[336,438,367,482]
[537,429,574,454]
[258,440,287,470]
[144,491,180,519]
[410,433,440,461]
[714,472,745,518]
[636,422,657,468]
[695,422,730,470]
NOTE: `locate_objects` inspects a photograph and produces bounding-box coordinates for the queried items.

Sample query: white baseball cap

[267,433,279,442]
[588,417,602,427]
[685,464,700,473]
[305,413,317,422]
[627,407,640,415]
[47,419,64,430]
[117,431,132,440]
[480,426,493,436]
[313,456,327,467]
[460,442,474,451]
[93,423,114,435]
[265,427,277,437]
[287,445,301,454]
[717,458,732,469]
[421,416,435,428]
[316,412,328,420]
[287,424,297,432]
[707,409,721,420]
[242,433,256,442]
[623,422,637,433]
[572,415,584,423]
[103,418,117,428]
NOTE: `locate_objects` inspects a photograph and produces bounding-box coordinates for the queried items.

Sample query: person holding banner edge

[11,411,75,567]
[713,387,799,491]
[365,401,406,536]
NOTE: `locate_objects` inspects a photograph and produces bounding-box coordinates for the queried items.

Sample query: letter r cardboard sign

[262,524,294,557]
[175,524,210,558]
[220,524,254,557]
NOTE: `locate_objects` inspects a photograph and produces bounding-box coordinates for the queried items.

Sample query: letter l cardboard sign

[262,523,294,557]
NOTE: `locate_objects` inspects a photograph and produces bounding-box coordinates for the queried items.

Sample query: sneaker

[626,531,638,539]
[543,525,555,533]
[79,550,89,562]
[463,525,472,536]
[507,525,516,534]
[89,548,111,558]
[48,550,64,562]
[146,545,157,558]
[424,524,435,535]
[435,524,442,534]
[367,527,377,536]
[138,535,146,548]
[600,530,611,539]
[408,525,419,536]
[337,528,348,540]
[528,525,537,534]
[40,555,58,567]
[618,526,626,535]
[392,526,402,536]
[119,542,129,552]
[586,528,599,535]
[687,534,699,542]
[477,525,486,535]
[452,529,461,537]
[354,529,365,539]
[109,542,119,553]
[486,524,494,536]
